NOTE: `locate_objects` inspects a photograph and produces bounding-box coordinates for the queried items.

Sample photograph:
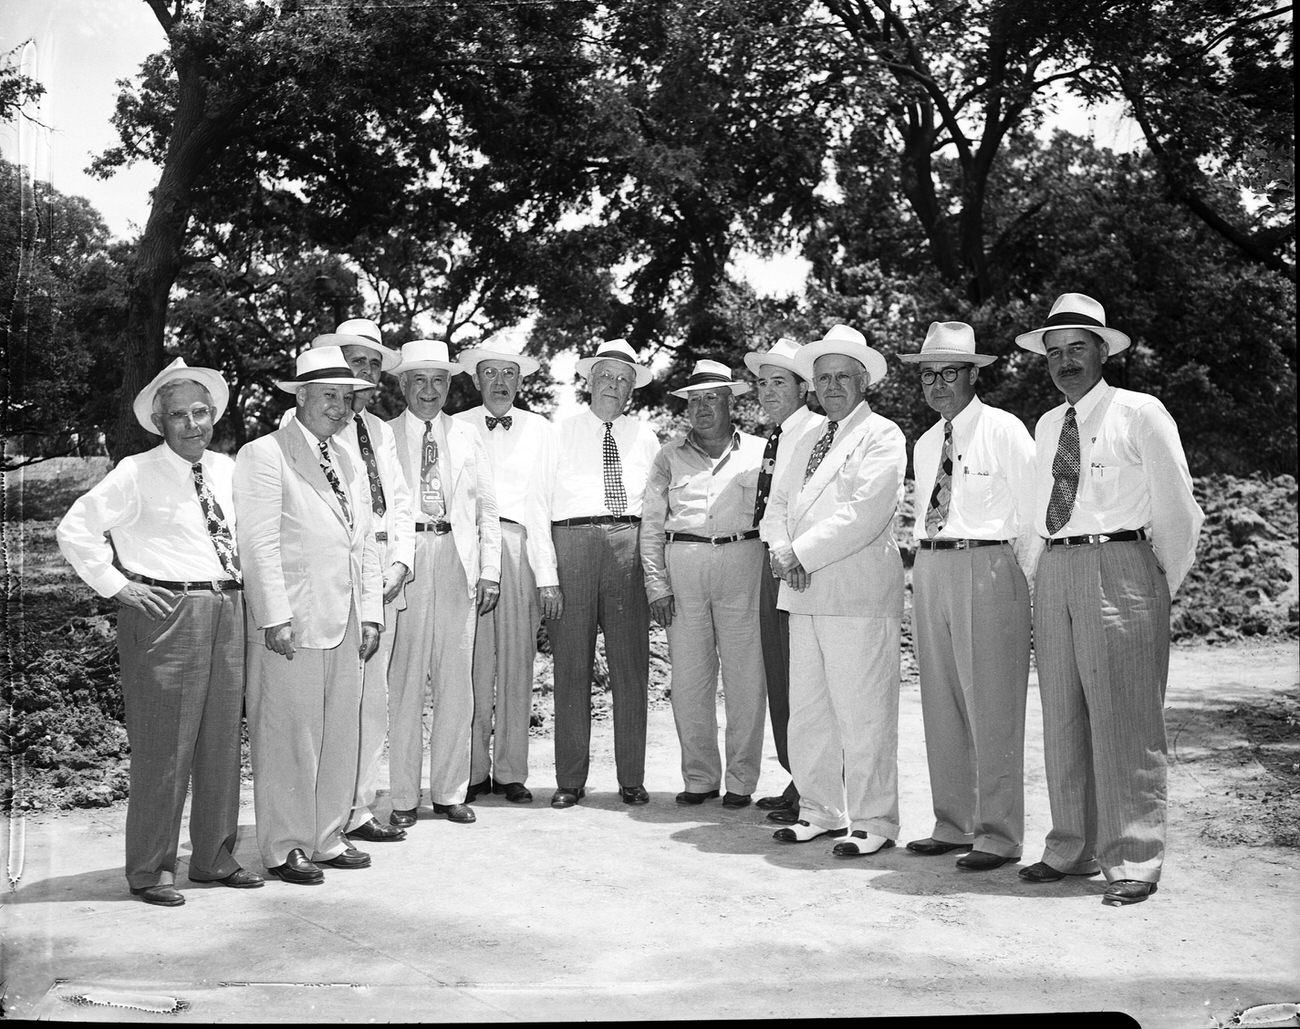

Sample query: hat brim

[575,355,653,389]
[275,375,375,393]
[669,381,751,399]
[1015,324,1131,356]
[897,350,998,367]
[134,366,231,434]
[793,338,888,386]
[743,352,806,379]
[390,359,466,377]
[457,348,541,378]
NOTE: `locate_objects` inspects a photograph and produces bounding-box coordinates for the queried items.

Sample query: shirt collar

[158,441,202,476]
[947,394,984,434]
[778,404,812,431]
[1069,378,1111,422]
[294,416,329,452]
[682,428,741,458]
[404,408,444,431]
[584,406,623,428]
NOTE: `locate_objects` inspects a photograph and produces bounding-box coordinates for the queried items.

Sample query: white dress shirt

[550,407,662,521]
[912,395,1041,575]
[1034,379,1204,594]
[57,443,235,597]
[455,405,559,587]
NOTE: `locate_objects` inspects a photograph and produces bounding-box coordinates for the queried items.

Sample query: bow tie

[485,415,513,431]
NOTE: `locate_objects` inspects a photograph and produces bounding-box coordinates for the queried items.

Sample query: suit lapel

[280,423,351,531]
[440,412,467,490]
[791,410,872,523]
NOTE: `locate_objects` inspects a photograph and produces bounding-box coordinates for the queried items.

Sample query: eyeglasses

[595,370,635,387]
[919,368,963,385]
[164,405,213,423]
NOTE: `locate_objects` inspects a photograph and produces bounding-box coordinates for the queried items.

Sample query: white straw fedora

[743,337,807,379]
[275,345,374,393]
[1015,293,1131,355]
[793,324,888,385]
[897,321,997,367]
[329,319,400,372]
[133,357,231,434]
[457,330,541,378]
[391,339,465,376]
[669,360,751,399]
[574,338,653,389]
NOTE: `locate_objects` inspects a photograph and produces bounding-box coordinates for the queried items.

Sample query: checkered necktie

[602,421,628,516]
[420,420,445,519]
[752,425,781,527]
[803,420,838,483]
[485,414,513,431]
[317,439,353,529]
[924,420,954,537]
[353,414,386,518]
[191,463,240,582]
[1046,407,1080,535]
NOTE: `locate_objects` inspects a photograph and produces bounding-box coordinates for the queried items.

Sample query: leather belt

[917,539,1008,551]
[415,521,453,534]
[552,516,641,527]
[1045,528,1147,548]
[129,573,242,592]
[666,530,761,546]
[374,531,389,543]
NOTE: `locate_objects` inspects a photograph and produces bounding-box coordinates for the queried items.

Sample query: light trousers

[346,596,398,832]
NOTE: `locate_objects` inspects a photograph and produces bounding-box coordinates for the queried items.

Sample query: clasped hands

[769,543,812,592]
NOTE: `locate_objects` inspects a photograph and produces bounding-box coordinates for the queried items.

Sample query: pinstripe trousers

[1033,539,1171,883]
[548,523,649,789]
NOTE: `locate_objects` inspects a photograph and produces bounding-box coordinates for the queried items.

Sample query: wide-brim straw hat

[133,357,230,434]
[391,339,465,376]
[897,321,997,367]
[743,336,807,379]
[457,330,541,378]
[328,320,400,372]
[793,324,888,385]
[574,337,653,389]
[669,359,751,399]
[275,345,375,393]
[1014,292,1131,355]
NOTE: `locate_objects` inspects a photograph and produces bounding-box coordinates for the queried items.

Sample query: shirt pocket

[1087,461,1123,509]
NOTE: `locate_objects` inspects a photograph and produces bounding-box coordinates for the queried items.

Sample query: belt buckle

[952,539,969,550]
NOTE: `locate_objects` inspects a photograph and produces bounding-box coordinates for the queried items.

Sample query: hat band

[592,350,635,366]
[1044,311,1106,329]
[294,365,355,383]
[683,372,733,387]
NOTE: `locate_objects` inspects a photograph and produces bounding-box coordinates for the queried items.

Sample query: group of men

[57,291,1203,911]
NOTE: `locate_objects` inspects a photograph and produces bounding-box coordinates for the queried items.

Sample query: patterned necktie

[420,420,445,519]
[803,420,838,483]
[485,414,513,431]
[752,425,782,527]
[317,439,353,528]
[924,420,954,537]
[602,421,628,516]
[191,462,240,582]
[353,414,386,518]
[1047,406,1080,534]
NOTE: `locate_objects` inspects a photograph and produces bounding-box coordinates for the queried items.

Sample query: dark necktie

[191,462,240,582]
[1047,407,1080,534]
[353,414,386,518]
[803,420,838,483]
[925,420,954,537]
[317,439,353,528]
[485,414,513,431]
[753,425,782,526]
[420,419,445,519]
[602,421,628,516]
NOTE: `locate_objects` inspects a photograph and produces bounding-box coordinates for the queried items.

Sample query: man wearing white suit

[386,339,502,829]
[234,346,383,885]
[760,324,907,858]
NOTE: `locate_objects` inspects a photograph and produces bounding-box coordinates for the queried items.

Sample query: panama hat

[743,337,808,379]
[391,339,465,376]
[574,338,653,389]
[669,360,751,399]
[793,324,888,386]
[275,345,374,393]
[329,319,400,372]
[1015,293,1131,355]
[897,321,997,367]
[134,357,231,434]
[457,330,541,378]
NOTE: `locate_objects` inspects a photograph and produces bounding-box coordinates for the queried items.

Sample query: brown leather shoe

[432,802,476,823]
[348,816,407,843]
[721,792,752,809]
[765,806,801,824]
[318,845,371,870]
[905,837,972,856]
[190,867,265,888]
[1103,880,1158,906]
[266,848,324,885]
[956,850,1015,872]
[550,786,585,809]
[389,807,418,829]
[130,883,185,906]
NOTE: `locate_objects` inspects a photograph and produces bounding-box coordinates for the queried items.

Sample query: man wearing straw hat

[455,333,559,806]
[548,338,660,809]
[898,321,1038,873]
[746,337,825,824]
[58,358,262,906]
[1014,293,1203,906]
[386,339,501,829]
[234,345,383,886]
[641,360,768,808]
[759,324,907,858]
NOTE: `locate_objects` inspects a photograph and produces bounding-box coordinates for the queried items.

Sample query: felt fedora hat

[391,339,465,376]
[669,359,751,399]
[329,319,400,372]
[457,330,541,378]
[1015,293,1131,355]
[743,336,808,379]
[275,345,375,393]
[897,321,997,367]
[574,337,653,389]
[793,324,888,386]
[133,357,231,434]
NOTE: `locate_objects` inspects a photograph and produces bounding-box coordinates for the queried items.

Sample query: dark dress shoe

[766,806,801,824]
[1103,880,1158,906]
[620,785,650,805]
[1018,860,1101,883]
[675,789,720,805]
[956,850,1015,872]
[389,807,418,829]
[494,781,533,804]
[756,795,794,811]
[550,786,585,809]
[318,846,372,870]
[189,867,264,888]
[267,849,324,885]
[905,837,972,856]
[131,884,185,907]
[465,778,493,803]
[432,802,476,823]
[721,792,751,809]
[348,816,407,843]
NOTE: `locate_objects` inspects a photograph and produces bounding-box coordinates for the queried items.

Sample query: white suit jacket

[389,410,501,601]
[233,421,383,648]
[760,400,906,617]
